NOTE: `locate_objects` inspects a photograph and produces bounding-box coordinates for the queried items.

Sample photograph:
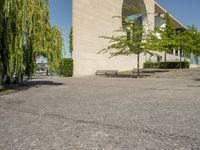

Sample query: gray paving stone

[0,76,200,149]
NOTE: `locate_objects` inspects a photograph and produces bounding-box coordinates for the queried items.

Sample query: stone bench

[96,70,118,75]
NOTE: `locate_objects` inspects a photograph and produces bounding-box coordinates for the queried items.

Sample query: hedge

[60,58,73,77]
[144,61,190,69]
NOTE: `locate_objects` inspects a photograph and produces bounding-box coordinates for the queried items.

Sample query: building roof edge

[154,1,186,29]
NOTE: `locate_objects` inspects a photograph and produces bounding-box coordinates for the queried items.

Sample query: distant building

[73,0,198,76]
[36,56,48,74]
[190,54,200,68]
[36,56,48,64]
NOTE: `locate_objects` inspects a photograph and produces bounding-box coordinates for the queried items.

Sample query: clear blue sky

[157,0,200,29]
[49,0,199,57]
[49,0,72,58]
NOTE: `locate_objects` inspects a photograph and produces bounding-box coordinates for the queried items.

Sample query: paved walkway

[0,76,200,149]
[153,67,200,80]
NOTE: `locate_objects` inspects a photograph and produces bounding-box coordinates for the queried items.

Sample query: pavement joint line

[1,106,200,146]
[0,106,132,131]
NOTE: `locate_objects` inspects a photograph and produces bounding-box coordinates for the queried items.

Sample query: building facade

[72,0,186,76]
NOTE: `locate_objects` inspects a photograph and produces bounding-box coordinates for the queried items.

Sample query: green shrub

[60,58,73,77]
[143,62,161,69]
[144,61,190,69]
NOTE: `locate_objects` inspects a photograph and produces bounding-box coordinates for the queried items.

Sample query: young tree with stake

[99,5,155,78]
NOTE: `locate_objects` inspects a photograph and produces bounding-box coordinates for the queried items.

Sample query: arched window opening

[122,0,147,29]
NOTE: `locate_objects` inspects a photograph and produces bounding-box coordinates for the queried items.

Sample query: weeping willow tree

[69,27,73,56]
[0,0,63,84]
[47,26,63,74]
[0,0,8,84]
[0,0,4,84]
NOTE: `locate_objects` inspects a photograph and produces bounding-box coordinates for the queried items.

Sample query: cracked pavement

[0,77,200,150]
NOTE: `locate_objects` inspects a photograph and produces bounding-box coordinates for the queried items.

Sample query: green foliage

[99,5,156,77]
[185,26,200,57]
[69,27,73,56]
[99,18,151,57]
[196,31,200,56]
[149,14,200,60]
[0,0,4,82]
[174,26,200,58]
[147,13,195,70]
[0,0,63,84]
[47,26,63,73]
[60,58,73,77]
[144,61,190,69]
[148,14,176,53]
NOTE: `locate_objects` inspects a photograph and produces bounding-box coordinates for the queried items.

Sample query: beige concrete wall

[143,0,155,30]
[73,0,156,76]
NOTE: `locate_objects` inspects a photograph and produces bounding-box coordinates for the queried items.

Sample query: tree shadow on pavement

[194,78,200,81]
[1,80,64,95]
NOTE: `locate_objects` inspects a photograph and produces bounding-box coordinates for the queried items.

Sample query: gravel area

[0,76,200,149]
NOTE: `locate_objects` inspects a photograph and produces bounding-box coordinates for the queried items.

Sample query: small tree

[176,26,200,67]
[99,5,155,78]
[174,29,187,69]
[151,13,177,71]
[195,31,200,57]
[99,18,154,78]
[186,26,200,58]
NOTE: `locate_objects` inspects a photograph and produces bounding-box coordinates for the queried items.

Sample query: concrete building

[72,0,188,76]
[36,56,48,75]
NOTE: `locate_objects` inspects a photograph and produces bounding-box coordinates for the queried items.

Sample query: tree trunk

[5,75,11,84]
[21,73,24,83]
[164,51,167,72]
[137,52,140,78]
[0,73,2,87]
[179,50,182,69]
[14,77,19,84]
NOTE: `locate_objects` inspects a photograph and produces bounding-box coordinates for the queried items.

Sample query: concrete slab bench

[96,70,118,75]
